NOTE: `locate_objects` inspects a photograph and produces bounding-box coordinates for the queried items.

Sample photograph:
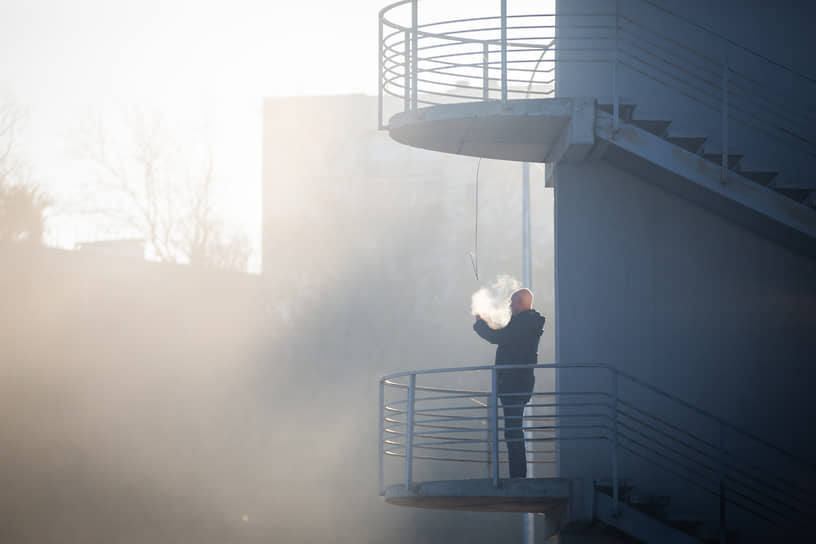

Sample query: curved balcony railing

[378,363,816,534]
[378,0,816,168]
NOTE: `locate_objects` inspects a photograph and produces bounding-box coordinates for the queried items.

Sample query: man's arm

[473,315,512,344]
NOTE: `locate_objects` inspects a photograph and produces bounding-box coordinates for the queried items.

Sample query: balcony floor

[388,99,574,162]
[384,477,570,513]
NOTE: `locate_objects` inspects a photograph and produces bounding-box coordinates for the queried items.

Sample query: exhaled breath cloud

[470,274,521,329]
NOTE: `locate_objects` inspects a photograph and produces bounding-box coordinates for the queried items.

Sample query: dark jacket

[473,309,545,394]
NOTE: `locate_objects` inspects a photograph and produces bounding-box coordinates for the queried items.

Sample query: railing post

[611,370,620,516]
[486,394,493,478]
[491,367,500,487]
[613,0,620,132]
[379,379,385,495]
[404,374,416,488]
[411,0,418,111]
[719,423,726,544]
[500,0,507,104]
[403,30,410,113]
[378,15,384,129]
[721,60,729,184]
[483,42,490,101]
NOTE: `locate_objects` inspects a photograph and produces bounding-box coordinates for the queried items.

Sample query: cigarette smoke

[470,274,521,329]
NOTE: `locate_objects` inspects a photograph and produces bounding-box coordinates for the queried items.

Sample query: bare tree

[0,96,51,245]
[76,109,250,271]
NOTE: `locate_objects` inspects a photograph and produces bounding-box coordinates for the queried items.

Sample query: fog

[0,92,554,543]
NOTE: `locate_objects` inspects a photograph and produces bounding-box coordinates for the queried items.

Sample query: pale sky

[0,0,547,271]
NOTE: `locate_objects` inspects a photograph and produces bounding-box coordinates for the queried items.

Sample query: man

[473,288,545,478]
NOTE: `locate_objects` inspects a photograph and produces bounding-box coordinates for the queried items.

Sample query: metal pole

[524,510,534,544]
[405,374,416,488]
[501,0,507,103]
[378,15,384,129]
[379,380,385,495]
[613,0,619,132]
[411,0,418,111]
[522,138,534,544]
[719,423,726,544]
[483,42,490,101]
[403,30,410,112]
[611,370,620,515]
[721,61,728,183]
[491,368,500,487]
[487,395,493,478]
[522,163,531,288]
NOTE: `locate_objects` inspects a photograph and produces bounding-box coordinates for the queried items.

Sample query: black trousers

[500,394,531,478]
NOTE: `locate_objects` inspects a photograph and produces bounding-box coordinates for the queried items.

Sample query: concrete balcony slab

[384,477,570,513]
[388,99,594,163]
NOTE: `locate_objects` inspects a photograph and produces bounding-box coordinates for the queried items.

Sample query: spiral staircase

[375,1,816,542]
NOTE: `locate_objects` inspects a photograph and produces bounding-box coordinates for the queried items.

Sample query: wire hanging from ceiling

[468,157,482,281]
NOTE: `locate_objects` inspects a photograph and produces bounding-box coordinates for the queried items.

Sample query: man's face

[509,294,522,316]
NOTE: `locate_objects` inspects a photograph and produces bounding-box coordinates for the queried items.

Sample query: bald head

[509,288,533,315]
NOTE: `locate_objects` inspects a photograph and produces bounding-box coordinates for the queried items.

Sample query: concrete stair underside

[596,103,815,208]
[591,104,816,258]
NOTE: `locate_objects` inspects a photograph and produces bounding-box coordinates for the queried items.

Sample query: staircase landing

[384,477,570,513]
[387,98,593,162]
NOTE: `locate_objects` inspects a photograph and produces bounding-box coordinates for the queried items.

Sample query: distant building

[76,239,145,259]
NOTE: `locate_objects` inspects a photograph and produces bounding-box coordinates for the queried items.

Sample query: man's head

[509,288,533,316]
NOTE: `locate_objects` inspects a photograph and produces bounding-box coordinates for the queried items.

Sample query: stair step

[631,119,672,137]
[627,494,671,517]
[701,531,740,544]
[740,170,778,186]
[594,479,634,502]
[628,494,671,506]
[659,514,742,543]
[665,136,706,154]
[774,187,812,203]
[703,153,743,170]
[597,103,637,121]
[664,518,706,534]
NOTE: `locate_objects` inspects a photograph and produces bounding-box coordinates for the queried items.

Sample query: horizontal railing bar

[384,439,555,457]
[619,393,816,504]
[726,68,816,121]
[618,57,816,155]
[617,13,723,72]
[382,363,606,382]
[409,434,612,450]
[617,406,722,466]
[615,428,803,524]
[618,36,814,135]
[382,11,616,35]
[617,441,782,527]
[617,421,721,481]
[637,0,816,83]
[384,452,557,465]
[385,397,610,414]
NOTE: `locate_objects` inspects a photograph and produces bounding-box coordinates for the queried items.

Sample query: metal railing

[378,0,816,180]
[378,363,816,535]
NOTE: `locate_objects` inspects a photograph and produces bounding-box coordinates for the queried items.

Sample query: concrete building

[375,1,816,542]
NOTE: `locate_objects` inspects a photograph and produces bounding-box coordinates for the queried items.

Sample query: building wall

[553,159,816,532]
[552,2,816,512]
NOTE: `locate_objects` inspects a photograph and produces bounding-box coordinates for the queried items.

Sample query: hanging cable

[468,157,482,280]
